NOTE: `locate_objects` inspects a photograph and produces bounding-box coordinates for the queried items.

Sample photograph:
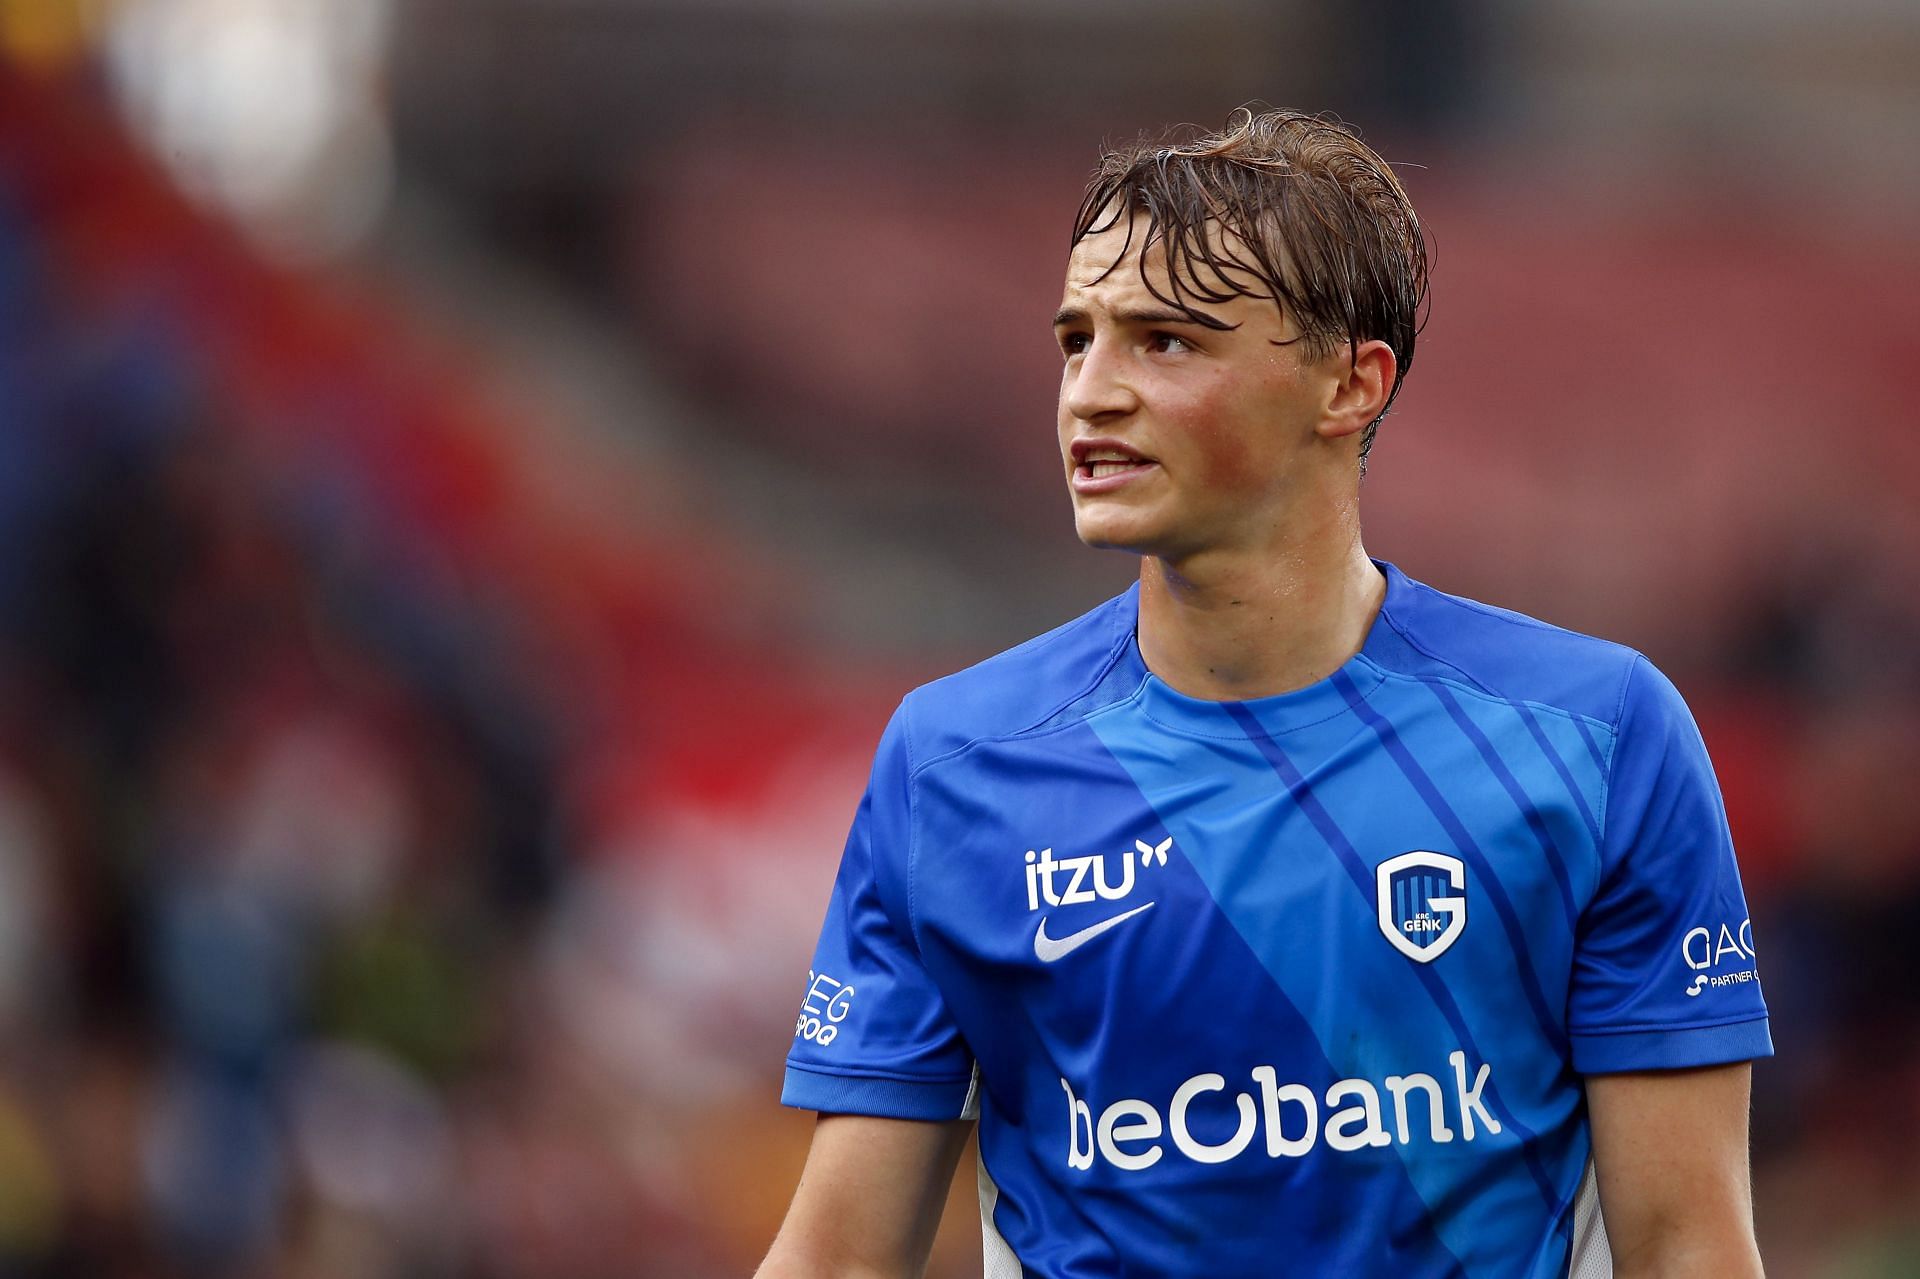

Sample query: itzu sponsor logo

[1060,1052,1500,1172]
[1024,837,1171,911]
[1025,836,1173,963]
[1681,918,1758,997]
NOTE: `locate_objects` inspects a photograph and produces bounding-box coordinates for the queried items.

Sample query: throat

[1136,553,1386,701]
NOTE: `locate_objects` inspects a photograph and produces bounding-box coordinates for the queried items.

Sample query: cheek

[1189,421,1256,490]
[1056,369,1080,459]
[1168,382,1261,491]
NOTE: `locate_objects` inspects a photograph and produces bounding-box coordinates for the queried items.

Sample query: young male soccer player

[760,109,1770,1277]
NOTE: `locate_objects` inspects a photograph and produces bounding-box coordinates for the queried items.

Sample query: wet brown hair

[1072,107,1429,470]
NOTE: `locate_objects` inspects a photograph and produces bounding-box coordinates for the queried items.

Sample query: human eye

[1148,331,1192,354]
[1058,330,1091,358]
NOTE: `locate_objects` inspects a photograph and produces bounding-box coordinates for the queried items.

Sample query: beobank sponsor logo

[1061,1052,1500,1172]
[1681,918,1758,997]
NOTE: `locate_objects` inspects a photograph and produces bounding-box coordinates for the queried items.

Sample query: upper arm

[1587,1063,1762,1277]
[757,1113,973,1279]
[784,705,978,1119]
[1570,658,1770,1072]
[1573,661,1771,1273]
[767,705,979,1277]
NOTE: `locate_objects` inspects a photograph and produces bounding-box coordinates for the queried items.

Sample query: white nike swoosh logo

[1033,902,1156,963]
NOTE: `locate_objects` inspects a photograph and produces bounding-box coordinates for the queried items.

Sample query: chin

[1073,510,1160,556]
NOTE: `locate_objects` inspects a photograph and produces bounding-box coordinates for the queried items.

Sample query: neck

[1135,519,1385,702]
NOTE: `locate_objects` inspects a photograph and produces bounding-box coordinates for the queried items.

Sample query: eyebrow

[1052,305,1235,331]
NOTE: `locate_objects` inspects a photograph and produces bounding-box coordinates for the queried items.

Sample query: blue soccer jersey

[784,561,1770,1277]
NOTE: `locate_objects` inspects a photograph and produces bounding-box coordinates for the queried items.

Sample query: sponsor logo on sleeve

[1681,918,1758,996]
[794,970,855,1045]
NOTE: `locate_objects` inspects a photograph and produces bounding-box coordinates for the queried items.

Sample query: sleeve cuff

[782,1061,976,1120]
[1572,1016,1774,1074]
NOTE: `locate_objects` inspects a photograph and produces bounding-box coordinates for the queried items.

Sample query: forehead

[1059,207,1272,315]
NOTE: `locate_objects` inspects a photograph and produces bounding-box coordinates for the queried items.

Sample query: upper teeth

[1083,449,1136,463]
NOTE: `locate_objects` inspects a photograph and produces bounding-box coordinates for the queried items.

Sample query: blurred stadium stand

[3,2,1920,1275]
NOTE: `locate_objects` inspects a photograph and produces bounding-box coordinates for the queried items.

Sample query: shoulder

[1371,562,1649,730]
[894,585,1141,770]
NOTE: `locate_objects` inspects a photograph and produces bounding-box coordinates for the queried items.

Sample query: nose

[1062,335,1139,422]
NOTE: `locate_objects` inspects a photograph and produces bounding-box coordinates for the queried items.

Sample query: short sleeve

[1567,657,1773,1073]
[781,703,977,1119]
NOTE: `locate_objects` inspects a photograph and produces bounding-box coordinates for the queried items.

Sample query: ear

[1315,339,1397,442]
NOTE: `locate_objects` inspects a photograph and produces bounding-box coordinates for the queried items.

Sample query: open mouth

[1080,458,1152,479]
[1071,441,1156,485]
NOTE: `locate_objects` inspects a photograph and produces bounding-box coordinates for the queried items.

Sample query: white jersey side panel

[1567,1158,1612,1278]
[978,1158,1022,1279]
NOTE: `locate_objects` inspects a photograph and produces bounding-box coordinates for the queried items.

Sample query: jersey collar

[1119,560,1403,738]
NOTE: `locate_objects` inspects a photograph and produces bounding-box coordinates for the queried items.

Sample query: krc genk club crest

[1376,851,1468,962]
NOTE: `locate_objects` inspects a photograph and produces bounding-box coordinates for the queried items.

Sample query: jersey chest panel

[909,697,1601,1130]
[905,707,1596,1275]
